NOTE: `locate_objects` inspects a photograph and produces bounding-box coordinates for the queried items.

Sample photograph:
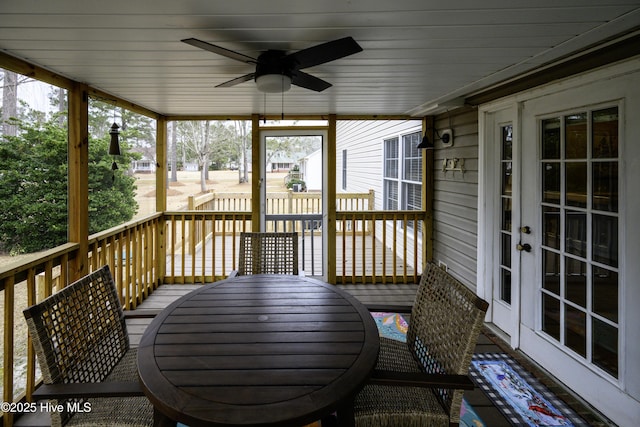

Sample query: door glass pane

[565,305,586,357]
[502,161,512,195]
[501,268,511,304]
[501,234,511,268]
[502,197,512,231]
[565,211,586,257]
[593,107,618,158]
[592,318,618,377]
[565,257,586,307]
[593,161,618,212]
[542,294,561,340]
[543,163,560,204]
[593,267,618,323]
[565,162,587,208]
[542,206,560,249]
[592,214,618,267]
[565,113,587,159]
[542,118,561,159]
[543,250,560,295]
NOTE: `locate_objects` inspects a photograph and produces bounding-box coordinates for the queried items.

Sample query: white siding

[432,108,479,288]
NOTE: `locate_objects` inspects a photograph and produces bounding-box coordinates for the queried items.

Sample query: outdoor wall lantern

[417,128,453,149]
[109,122,120,172]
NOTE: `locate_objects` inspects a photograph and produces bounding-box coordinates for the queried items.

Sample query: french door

[520,105,620,378]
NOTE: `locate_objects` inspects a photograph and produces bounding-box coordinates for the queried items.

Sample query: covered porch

[2,2,640,426]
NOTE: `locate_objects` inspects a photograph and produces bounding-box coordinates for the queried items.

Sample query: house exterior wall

[432,107,480,287]
[336,119,421,208]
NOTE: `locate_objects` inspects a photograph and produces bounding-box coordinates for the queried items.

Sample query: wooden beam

[68,83,89,280]
[156,117,167,212]
[0,51,74,90]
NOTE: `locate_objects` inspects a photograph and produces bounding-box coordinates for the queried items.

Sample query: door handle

[516,242,532,252]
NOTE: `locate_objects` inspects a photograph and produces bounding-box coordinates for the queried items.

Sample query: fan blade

[291,71,332,92]
[182,38,256,64]
[216,73,256,88]
[287,37,362,70]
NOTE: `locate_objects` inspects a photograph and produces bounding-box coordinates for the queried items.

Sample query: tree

[0,117,138,255]
[176,121,234,192]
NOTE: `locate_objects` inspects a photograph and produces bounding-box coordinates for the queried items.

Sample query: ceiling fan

[181,36,363,93]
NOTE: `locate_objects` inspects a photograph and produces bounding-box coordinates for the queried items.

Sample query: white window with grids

[383,131,422,214]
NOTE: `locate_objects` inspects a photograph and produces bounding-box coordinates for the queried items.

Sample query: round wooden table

[137,274,380,427]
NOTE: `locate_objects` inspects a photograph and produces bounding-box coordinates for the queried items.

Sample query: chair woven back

[407,262,489,420]
[23,265,129,426]
[238,232,299,275]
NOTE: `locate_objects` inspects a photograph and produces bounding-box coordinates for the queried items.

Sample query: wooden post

[327,115,337,284]
[422,116,435,265]
[251,114,261,231]
[156,116,167,285]
[68,83,89,280]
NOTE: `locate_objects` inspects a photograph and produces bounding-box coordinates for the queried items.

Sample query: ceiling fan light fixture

[256,74,292,93]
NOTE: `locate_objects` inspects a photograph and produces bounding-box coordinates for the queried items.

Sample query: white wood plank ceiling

[1,0,639,117]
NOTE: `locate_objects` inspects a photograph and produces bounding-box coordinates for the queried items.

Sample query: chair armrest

[33,382,145,399]
[369,369,474,390]
[365,304,413,314]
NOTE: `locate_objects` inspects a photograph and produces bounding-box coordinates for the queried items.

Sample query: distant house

[298,149,321,191]
[267,153,296,172]
[132,158,156,173]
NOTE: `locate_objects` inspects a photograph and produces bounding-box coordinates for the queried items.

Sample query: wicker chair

[236,231,301,275]
[354,262,489,427]
[23,265,152,427]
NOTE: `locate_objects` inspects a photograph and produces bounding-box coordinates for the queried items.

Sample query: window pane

[565,257,586,307]
[593,161,618,212]
[384,138,398,178]
[542,118,561,159]
[384,180,398,210]
[565,113,587,159]
[592,318,618,377]
[565,211,586,257]
[402,183,421,210]
[592,214,618,267]
[542,206,560,249]
[543,250,560,295]
[403,132,422,182]
[593,107,618,159]
[565,305,586,357]
[565,162,587,208]
[542,163,560,204]
[593,267,618,323]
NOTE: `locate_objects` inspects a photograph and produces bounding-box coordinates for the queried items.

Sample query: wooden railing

[0,207,423,425]
[188,190,375,213]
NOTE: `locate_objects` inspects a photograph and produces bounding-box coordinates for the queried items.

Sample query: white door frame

[478,102,522,349]
[258,128,328,279]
